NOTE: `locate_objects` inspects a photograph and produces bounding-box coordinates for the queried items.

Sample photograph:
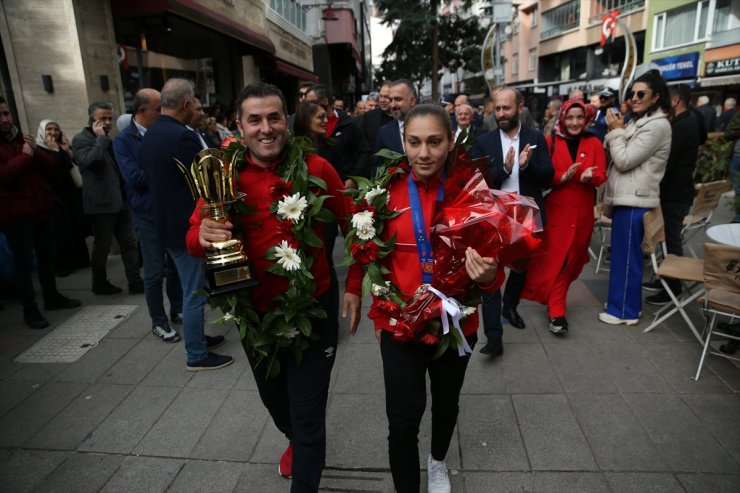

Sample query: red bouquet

[393,160,543,353]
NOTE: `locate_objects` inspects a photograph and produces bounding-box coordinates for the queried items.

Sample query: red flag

[600,10,620,47]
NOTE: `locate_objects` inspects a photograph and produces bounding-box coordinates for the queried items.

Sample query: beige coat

[603,109,671,216]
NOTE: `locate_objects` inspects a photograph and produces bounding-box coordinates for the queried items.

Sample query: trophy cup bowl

[188,148,258,296]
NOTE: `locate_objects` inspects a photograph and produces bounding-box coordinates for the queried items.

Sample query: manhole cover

[14,305,137,363]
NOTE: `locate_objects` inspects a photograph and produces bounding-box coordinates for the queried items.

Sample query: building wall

[644,0,706,65]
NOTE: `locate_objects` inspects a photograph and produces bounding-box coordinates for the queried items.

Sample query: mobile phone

[528,145,537,150]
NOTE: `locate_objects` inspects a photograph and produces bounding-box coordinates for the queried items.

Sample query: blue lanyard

[408,173,445,284]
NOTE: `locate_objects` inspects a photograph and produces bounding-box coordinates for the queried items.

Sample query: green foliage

[695,138,732,183]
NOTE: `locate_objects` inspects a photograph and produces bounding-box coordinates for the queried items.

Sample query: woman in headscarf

[35,119,90,274]
[521,99,606,334]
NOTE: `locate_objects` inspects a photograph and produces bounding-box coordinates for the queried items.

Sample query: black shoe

[642,280,662,292]
[502,304,526,329]
[186,352,234,372]
[645,290,673,306]
[170,312,183,325]
[206,335,226,350]
[479,338,503,357]
[23,306,49,329]
[93,281,122,295]
[128,279,145,294]
[719,339,740,355]
[44,294,82,311]
[549,317,568,335]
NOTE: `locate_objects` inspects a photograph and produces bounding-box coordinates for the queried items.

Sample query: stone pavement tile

[167,459,244,492]
[569,394,667,471]
[233,364,258,391]
[565,279,603,307]
[98,339,174,385]
[536,306,635,345]
[54,338,138,383]
[604,472,684,493]
[321,469,395,492]
[543,342,620,393]
[99,456,184,493]
[462,343,563,395]
[250,418,287,465]
[325,393,388,469]
[8,362,68,383]
[233,463,286,492]
[0,378,39,417]
[190,389,269,461]
[512,394,597,471]
[0,381,86,447]
[531,472,610,492]
[78,385,179,454]
[187,351,248,390]
[0,450,71,493]
[34,452,125,493]
[0,353,24,379]
[464,472,535,492]
[139,344,193,387]
[681,393,740,464]
[458,395,529,471]
[332,342,384,394]
[623,393,740,473]
[677,473,740,492]
[25,383,134,450]
[105,305,150,339]
[697,347,740,392]
[599,342,673,393]
[638,342,732,394]
[419,401,462,470]
[132,387,228,457]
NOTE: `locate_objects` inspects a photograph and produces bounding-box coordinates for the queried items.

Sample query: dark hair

[403,104,453,140]
[235,82,288,120]
[308,84,331,102]
[88,101,113,119]
[293,100,327,146]
[299,81,314,90]
[0,96,6,105]
[669,83,692,108]
[632,69,672,118]
[391,79,417,99]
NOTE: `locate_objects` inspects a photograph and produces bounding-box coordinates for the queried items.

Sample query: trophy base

[204,260,258,297]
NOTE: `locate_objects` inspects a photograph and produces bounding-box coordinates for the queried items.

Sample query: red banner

[601,10,620,46]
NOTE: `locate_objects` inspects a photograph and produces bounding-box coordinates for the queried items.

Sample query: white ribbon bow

[427,286,473,356]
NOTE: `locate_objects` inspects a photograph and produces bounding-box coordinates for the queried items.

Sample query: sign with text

[705,56,740,77]
[653,52,700,80]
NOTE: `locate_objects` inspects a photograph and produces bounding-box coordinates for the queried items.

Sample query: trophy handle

[173,157,200,201]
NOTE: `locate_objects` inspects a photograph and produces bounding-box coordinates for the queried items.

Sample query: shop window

[713,0,740,34]
[269,0,306,31]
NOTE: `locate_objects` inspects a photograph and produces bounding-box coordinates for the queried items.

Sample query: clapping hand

[561,162,580,183]
[504,147,515,173]
[519,144,534,169]
[580,166,597,183]
[605,108,625,131]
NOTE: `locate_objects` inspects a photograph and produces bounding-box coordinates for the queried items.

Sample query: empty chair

[682,180,732,257]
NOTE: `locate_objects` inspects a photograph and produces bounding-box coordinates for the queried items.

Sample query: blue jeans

[606,206,650,320]
[166,247,208,363]
[132,213,182,327]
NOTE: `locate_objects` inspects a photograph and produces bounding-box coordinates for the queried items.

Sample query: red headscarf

[555,100,596,139]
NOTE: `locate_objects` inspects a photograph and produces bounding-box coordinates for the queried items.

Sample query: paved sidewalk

[0,196,739,492]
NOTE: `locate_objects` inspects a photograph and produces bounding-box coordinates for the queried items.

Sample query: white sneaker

[427,454,451,493]
[152,324,181,343]
[598,312,639,326]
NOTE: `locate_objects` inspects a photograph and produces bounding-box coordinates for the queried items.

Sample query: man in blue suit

[140,78,232,372]
[471,87,554,357]
[372,79,417,169]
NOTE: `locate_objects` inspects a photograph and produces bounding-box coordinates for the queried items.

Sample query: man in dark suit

[373,79,417,169]
[140,78,232,372]
[471,87,554,357]
[360,81,394,159]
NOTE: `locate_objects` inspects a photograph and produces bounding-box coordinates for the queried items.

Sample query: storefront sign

[653,52,700,80]
[705,56,740,77]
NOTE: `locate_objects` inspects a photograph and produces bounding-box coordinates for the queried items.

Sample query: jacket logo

[325,347,335,358]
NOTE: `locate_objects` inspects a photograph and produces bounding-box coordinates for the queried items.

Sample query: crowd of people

[1,68,738,493]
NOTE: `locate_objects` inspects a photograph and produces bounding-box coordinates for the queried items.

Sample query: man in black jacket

[359,81,394,159]
[645,84,705,305]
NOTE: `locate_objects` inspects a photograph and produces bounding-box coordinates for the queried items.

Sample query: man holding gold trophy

[140,78,233,372]
[186,83,362,492]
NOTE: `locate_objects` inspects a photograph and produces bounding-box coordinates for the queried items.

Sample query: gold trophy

[176,148,258,296]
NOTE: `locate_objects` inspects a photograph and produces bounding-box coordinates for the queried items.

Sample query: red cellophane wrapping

[394,160,543,342]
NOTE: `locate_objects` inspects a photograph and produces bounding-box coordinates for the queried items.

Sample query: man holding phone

[73,102,143,296]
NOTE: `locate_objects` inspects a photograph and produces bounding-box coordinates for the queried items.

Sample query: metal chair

[682,180,732,258]
[593,202,611,274]
[694,242,740,380]
[642,207,705,343]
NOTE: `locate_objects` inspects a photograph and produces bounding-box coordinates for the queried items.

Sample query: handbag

[69,163,83,188]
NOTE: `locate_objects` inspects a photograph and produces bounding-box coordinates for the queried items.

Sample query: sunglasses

[626,90,649,100]
[298,90,309,97]
[316,113,328,120]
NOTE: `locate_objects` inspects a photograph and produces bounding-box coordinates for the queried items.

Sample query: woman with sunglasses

[522,99,606,334]
[599,69,672,326]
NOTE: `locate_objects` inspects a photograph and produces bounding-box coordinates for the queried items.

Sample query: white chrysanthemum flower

[223,312,235,321]
[274,240,301,271]
[364,186,389,205]
[282,328,300,339]
[371,283,390,296]
[463,306,477,317]
[351,210,374,231]
[277,193,308,222]
[356,224,376,241]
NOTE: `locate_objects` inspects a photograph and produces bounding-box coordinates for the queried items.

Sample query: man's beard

[496,112,519,132]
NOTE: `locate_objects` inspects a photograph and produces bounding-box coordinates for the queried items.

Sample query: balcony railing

[588,0,645,24]
[540,0,580,40]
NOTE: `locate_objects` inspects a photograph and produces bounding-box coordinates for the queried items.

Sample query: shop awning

[275,60,318,83]
[111,0,275,54]
[699,74,740,87]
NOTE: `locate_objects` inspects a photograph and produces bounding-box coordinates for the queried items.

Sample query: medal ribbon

[407,173,444,284]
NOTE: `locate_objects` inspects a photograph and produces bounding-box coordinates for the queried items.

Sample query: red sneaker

[278,444,293,479]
